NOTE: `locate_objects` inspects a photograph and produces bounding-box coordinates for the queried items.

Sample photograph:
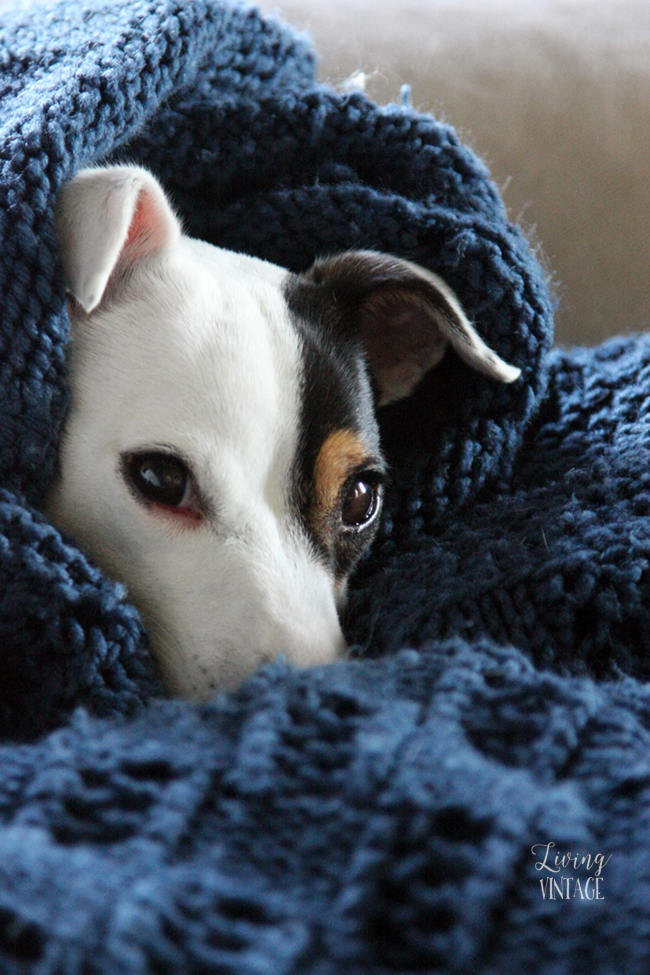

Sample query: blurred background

[259,0,650,347]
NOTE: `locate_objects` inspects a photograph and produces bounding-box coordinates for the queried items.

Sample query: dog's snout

[148,537,348,700]
[262,597,348,669]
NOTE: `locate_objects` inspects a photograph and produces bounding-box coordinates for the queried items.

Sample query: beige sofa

[258,0,650,347]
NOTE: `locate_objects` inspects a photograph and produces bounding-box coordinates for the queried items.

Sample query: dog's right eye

[123,452,190,508]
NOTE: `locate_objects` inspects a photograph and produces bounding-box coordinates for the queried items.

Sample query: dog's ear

[55,165,181,314]
[304,250,520,405]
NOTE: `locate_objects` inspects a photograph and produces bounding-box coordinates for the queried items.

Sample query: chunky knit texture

[349,337,650,682]
[1,0,649,970]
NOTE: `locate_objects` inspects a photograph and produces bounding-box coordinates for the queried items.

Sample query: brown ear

[305,251,520,405]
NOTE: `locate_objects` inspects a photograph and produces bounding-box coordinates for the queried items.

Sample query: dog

[45,165,520,699]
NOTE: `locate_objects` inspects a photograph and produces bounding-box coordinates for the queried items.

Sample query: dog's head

[47,165,519,698]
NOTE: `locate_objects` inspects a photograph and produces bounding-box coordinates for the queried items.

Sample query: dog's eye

[123,452,190,508]
[341,475,382,529]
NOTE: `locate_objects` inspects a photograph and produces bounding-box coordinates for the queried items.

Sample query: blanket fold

[0,643,646,973]
[1,0,649,971]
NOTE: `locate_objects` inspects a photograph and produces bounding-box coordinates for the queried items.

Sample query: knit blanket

[1,0,649,971]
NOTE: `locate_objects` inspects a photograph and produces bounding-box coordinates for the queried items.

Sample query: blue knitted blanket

[1,0,649,970]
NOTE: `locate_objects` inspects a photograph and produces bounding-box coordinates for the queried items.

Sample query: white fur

[48,167,345,699]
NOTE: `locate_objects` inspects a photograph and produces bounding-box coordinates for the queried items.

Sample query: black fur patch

[284,274,385,580]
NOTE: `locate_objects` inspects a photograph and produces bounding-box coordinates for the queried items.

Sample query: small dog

[46,165,519,699]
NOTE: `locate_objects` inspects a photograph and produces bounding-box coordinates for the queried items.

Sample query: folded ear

[55,165,182,314]
[304,251,521,405]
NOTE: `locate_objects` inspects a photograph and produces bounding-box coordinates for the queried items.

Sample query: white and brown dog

[46,165,519,699]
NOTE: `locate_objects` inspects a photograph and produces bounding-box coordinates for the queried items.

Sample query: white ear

[305,251,521,406]
[55,165,182,314]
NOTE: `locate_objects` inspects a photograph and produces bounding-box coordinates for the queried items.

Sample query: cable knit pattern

[0,0,648,970]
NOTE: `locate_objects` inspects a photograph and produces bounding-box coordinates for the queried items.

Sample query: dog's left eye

[123,452,190,508]
[341,475,382,529]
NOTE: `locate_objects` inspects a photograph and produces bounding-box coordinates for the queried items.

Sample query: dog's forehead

[71,241,298,479]
[106,243,293,387]
[72,239,380,523]
[162,239,294,349]
[88,241,376,443]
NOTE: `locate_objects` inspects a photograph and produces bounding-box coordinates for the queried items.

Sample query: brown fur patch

[312,428,372,545]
